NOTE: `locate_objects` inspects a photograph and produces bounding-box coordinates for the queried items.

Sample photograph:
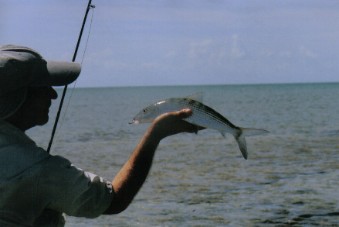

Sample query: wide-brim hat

[0,44,81,119]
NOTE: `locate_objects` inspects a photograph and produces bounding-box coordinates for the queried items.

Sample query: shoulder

[0,142,50,179]
[37,155,114,218]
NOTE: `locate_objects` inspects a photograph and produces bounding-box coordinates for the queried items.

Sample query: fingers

[154,108,192,123]
[165,109,204,133]
[181,122,204,134]
[176,108,193,119]
[150,108,206,141]
[175,109,205,133]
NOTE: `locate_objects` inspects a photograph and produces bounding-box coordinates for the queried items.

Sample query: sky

[1,0,339,87]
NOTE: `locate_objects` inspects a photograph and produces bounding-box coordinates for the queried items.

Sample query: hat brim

[31,61,81,87]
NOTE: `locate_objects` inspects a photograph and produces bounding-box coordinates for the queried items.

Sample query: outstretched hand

[149,109,204,140]
[106,109,204,214]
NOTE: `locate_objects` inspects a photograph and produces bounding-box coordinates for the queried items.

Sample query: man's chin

[36,117,49,126]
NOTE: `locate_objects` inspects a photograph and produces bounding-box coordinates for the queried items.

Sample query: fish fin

[235,130,248,160]
[220,132,226,138]
[234,128,268,160]
[185,92,204,102]
[241,128,269,136]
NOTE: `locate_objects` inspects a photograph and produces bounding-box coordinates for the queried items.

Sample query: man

[0,45,199,226]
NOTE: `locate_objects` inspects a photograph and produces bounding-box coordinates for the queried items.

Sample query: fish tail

[233,128,268,160]
[234,130,248,160]
[241,128,269,137]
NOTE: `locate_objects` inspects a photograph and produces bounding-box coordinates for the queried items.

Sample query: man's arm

[104,109,199,214]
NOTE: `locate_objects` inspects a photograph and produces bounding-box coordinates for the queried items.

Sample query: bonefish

[130,94,268,159]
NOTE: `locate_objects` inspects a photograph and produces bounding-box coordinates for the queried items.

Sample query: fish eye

[143,109,147,113]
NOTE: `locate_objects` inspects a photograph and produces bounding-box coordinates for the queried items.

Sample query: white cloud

[187,39,213,59]
[278,51,292,58]
[230,34,245,59]
[299,46,317,58]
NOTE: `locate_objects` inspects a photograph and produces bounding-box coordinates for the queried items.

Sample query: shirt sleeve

[36,155,114,218]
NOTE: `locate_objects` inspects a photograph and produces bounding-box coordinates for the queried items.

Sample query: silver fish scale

[159,98,239,133]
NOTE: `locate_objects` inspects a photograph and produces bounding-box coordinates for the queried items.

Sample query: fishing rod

[47,0,95,153]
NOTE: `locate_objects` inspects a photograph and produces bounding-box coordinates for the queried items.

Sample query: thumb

[176,108,193,119]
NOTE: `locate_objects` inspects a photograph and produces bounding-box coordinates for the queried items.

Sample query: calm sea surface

[27,83,339,226]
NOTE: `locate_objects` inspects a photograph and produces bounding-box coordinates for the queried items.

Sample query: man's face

[21,87,58,127]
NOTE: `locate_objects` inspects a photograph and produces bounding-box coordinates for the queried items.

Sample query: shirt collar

[0,119,35,146]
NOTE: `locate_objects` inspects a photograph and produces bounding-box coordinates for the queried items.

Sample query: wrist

[145,124,163,145]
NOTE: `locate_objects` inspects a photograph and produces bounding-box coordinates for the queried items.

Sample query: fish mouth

[129,119,139,124]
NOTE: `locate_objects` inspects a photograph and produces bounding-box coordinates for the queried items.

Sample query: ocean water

[27,83,339,226]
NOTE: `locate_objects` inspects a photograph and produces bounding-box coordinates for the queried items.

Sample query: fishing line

[47,0,95,153]
[81,5,95,66]
[59,5,95,130]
